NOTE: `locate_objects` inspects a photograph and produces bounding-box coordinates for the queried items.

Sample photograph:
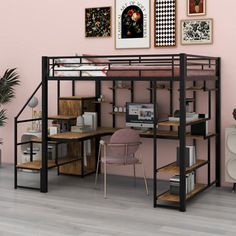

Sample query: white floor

[0,164,236,236]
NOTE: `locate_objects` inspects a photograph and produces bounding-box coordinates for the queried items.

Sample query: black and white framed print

[181,19,213,45]
[115,0,150,49]
[155,0,176,47]
[85,7,111,37]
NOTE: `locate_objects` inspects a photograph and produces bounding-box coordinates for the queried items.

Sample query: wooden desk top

[49,127,117,140]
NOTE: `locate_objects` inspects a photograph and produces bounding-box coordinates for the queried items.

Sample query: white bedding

[51,65,108,77]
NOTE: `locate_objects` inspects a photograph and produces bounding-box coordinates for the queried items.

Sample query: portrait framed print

[187,0,206,16]
[85,7,111,37]
[155,0,176,47]
[181,19,213,45]
[115,0,150,49]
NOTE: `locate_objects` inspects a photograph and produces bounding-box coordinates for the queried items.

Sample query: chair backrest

[109,128,141,156]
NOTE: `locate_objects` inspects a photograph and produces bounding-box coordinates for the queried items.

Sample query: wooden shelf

[109,112,126,115]
[158,184,206,203]
[148,84,171,91]
[186,132,216,140]
[17,160,57,170]
[48,115,77,120]
[158,159,208,174]
[158,118,208,127]
[94,101,113,104]
[140,130,215,140]
[186,86,204,91]
[109,86,132,90]
[16,157,81,170]
[185,86,217,92]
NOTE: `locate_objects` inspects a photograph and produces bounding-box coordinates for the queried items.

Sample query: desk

[48,127,117,176]
[49,127,117,141]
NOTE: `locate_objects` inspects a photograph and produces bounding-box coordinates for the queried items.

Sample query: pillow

[82,54,110,65]
[54,58,82,67]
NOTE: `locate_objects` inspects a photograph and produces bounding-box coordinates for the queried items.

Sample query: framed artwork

[85,7,111,37]
[181,19,213,45]
[187,0,206,16]
[155,0,176,47]
[115,0,150,49]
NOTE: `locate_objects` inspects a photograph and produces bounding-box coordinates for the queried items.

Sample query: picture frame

[115,0,150,49]
[187,0,206,16]
[154,0,176,47]
[181,18,213,45]
[85,7,111,37]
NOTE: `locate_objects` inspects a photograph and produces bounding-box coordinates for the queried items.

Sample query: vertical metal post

[81,141,84,177]
[30,141,33,162]
[153,80,157,208]
[14,118,18,189]
[193,81,196,112]
[131,81,134,102]
[95,80,101,127]
[208,139,211,186]
[215,58,221,187]
[179,54,187,212]
[208,91,211,119]
[95,80,101,175]
[150,81,153,103]
[72,80,75,96]
[57,80,60,115]
[112,81,116,128]
[41,57,49,193]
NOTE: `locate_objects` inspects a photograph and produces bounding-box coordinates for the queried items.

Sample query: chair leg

[140,154,149,196]
[104,162,107,198]
[95,144,101,185]
[133,164,136,187]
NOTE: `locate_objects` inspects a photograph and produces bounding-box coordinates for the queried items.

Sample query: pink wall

[1,0,236,185]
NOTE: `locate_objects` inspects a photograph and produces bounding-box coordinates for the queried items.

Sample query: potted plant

[194,0,201,13]
[0,68,20,165]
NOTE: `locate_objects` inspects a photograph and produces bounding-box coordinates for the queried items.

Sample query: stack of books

[176,145,196,167]
[168,112,199,122]
[170,172,195,195]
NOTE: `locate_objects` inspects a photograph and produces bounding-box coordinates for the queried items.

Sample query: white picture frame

[115,0,150,49]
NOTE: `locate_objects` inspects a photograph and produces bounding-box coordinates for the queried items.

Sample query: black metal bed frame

[14,53,221,212]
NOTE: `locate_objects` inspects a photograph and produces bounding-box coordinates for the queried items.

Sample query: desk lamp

[28,97,38,132]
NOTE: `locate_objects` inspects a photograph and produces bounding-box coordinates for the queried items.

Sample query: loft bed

[15,53,221,212]
[50,54,217,79]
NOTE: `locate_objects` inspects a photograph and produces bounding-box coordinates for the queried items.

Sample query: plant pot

[195,5,200,13]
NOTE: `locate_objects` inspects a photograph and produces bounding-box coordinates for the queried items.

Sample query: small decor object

[181,18,213,45]
[115,0,150,49]
[85,7,111,37]
[155,0,176,47]
[76,115,84,127]
[232,109,236,120]
[28,96,39,132]
[187,0,206,16]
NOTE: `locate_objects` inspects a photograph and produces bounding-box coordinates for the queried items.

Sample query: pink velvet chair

[95,128,149,198]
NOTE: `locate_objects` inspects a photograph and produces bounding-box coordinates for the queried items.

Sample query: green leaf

[0,109,7,127]
[0,68,20,105]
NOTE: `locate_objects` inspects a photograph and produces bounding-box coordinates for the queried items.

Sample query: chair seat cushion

[101,156,139,165]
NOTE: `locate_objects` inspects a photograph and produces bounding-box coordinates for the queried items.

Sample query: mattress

[51,59,216,78]
[107,65,216,77]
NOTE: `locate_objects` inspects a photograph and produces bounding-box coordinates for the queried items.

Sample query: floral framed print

[187,0,206,16]
[155,0,176,47]
[181,19,213,45]
[115,0,150,49]
[85,7,111,37]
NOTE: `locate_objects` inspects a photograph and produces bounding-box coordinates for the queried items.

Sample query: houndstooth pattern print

[155,0,176,47]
